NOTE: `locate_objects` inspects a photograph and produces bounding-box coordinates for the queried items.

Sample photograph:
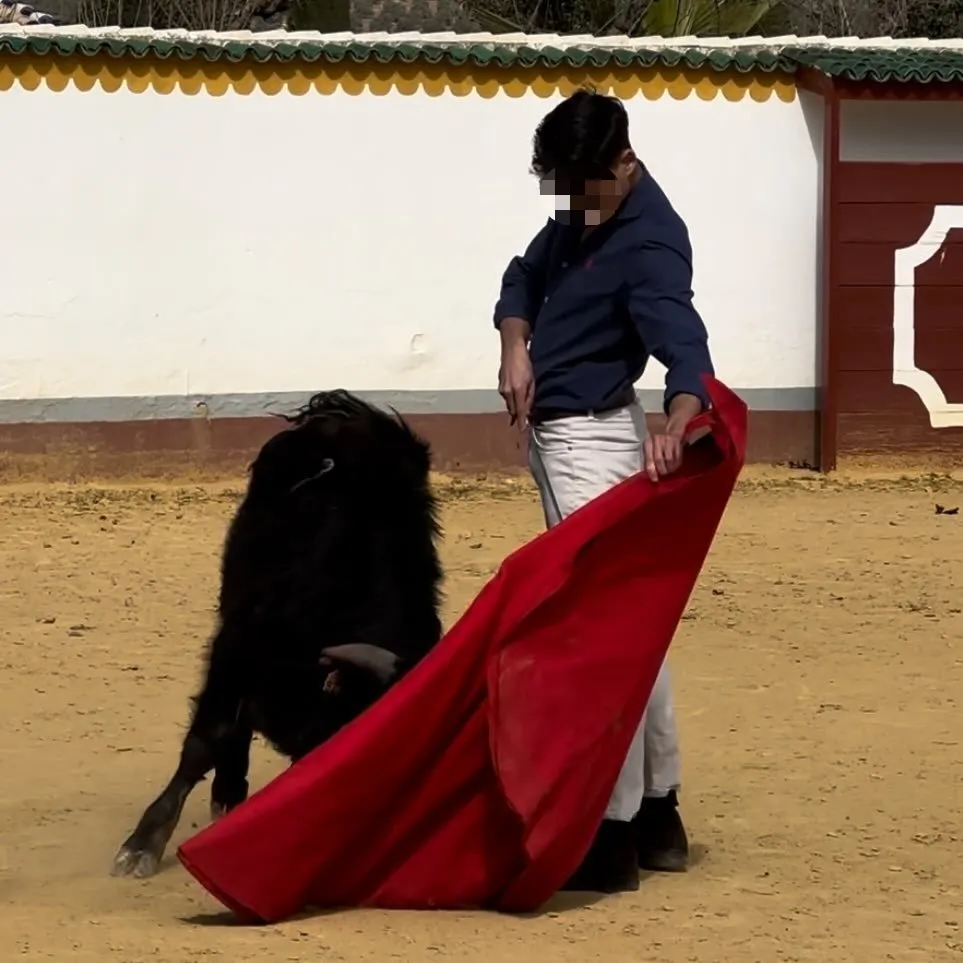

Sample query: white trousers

[528,400,682,822]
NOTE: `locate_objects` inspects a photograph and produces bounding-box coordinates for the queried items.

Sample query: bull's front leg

[112,638,244,879]
[209,715,253,821]
[111,731,216,878]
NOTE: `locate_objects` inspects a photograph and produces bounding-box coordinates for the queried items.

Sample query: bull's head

[248,389,432,502]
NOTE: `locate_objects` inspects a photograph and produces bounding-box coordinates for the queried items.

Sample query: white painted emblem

[893,205,963,428]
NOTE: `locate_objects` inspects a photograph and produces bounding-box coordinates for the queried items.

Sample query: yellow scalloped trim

[0,53,797,102]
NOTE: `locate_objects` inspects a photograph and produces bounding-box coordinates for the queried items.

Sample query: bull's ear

[290,457,335,493]
[319,643,402,686]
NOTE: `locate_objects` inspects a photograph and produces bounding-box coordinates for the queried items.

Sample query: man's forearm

[498,316,531,352]
[665,392,703,432]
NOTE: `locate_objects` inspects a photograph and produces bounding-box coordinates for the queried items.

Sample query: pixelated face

[539,148,638,227]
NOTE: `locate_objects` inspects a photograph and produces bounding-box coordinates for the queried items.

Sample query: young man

[492,89,715,893]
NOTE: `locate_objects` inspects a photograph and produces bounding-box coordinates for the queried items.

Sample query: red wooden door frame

[797,69,841,472]
[796,71,963,471]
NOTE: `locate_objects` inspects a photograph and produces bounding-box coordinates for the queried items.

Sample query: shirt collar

[616,163,649,221]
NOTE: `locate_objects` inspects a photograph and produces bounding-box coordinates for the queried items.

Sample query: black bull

[113,390,444,878]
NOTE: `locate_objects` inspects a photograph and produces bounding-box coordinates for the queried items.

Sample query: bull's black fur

[112,389,444,879]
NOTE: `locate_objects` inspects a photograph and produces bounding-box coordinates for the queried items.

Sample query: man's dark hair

[530,88,631,181]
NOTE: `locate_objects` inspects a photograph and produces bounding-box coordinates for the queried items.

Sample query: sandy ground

[1,473,962,962]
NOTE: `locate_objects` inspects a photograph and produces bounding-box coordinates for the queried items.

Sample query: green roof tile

[786,44,963,82]
[0,29,962,83]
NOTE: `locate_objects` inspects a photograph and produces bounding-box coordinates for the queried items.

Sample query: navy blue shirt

[492,167,713,414]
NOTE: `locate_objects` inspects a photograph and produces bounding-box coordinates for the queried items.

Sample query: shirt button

[543,296,549,303]
[561,261,568,267]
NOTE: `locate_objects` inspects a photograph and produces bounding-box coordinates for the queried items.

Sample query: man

[492,89,715,894]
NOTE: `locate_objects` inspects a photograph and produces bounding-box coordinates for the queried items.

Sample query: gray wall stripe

[0,387,816,424]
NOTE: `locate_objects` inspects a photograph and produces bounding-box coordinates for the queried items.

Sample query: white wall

[0,82,821,402]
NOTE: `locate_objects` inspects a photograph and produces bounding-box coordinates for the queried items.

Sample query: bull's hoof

[111,840,163,879]
[210,782,247,821]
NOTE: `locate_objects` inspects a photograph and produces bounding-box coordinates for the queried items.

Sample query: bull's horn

[319,643,402,686]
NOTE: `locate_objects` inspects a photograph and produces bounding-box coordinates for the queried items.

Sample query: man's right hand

[497,318,534,429]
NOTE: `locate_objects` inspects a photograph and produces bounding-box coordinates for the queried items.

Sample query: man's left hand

[643,392,706,482]
[643,424,685,482]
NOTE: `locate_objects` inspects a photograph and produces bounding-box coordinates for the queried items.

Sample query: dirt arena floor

[1,470,962,962]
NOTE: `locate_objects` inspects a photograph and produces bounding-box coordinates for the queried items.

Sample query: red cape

[178,376,747,923]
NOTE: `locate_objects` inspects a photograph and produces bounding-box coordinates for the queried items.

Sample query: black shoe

[560,819,640,893]
[634,790,689,873]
